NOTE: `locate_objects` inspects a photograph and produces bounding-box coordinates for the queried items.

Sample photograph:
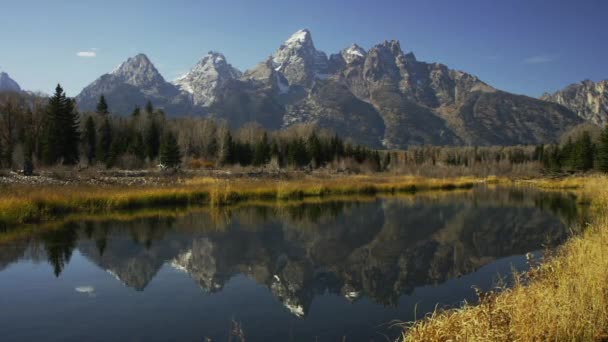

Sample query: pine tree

[83,116,96,164]
[253,133,270,166]
[288,138,308,167]
[560,137,575,171]
[41,84,79,165]
[307,132,322,167]
[159,131,181,168]
[572,131,594,172]
[62,98,80,165]
[41,85,64,164]
[131,106,141,118]
[145,100,154,115]
[105,138,123,168]
[217,129,233,165]
[128,132,146,162]
[145,118,161,160]
[97,117,112,163]
[96,95,109,115]
[597,126,608,172]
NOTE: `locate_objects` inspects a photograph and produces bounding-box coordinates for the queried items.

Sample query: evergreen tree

[128,132,146,162]
[217,129,233,165]
[598,126,608,173]
[105,138,123,168]
[96,95,109,115]
[159,131,181,168]
[83,116,96,164]
[288,138,308,167]
[560,137,575,170]
[253,133,270,166]
[233,141,253,166]
[307,132,322,167]
[97,117,112,163]
[145,100,154,114]
[41,84,79,165]
[144,118,161,160]
[62,99,80,165]
[41,85,64,164]
[572,131,594,172]
[270,140,281,165]
[131,106,141,118]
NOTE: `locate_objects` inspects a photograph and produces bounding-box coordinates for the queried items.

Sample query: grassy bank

[0,175,485,229]
[402,175,608,341]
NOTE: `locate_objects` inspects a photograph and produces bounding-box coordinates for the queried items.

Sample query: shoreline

[0,174,486,229]
[401,175,608,341]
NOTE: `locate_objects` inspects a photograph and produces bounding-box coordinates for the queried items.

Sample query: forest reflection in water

[0,186,584,341]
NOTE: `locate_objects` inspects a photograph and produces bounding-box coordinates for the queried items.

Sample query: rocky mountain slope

[173,51,242,107]
[75,30,584,147]
[0,72,21,92]
[76,54,193,115]
[541,80,608,126]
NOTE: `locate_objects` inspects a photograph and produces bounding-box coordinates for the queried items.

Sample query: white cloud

[524,54,557,64]
[77,51,97,58]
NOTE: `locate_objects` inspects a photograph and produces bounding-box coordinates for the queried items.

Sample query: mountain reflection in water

[0,187,582,341]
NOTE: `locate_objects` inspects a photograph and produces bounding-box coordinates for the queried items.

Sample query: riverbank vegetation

[0,175,484,229]
[2,90,608,178]
[401,175,608,341]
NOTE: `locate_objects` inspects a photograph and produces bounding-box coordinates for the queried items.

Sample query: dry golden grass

[0,175,485,228]
[402,175,608,342]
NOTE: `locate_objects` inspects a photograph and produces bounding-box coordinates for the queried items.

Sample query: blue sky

[0,0,605,97]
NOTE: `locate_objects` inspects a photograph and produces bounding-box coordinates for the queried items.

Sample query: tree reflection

[41,222,78,277]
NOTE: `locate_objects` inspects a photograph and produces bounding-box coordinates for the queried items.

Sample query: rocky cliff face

[271,29,329,88]
[74,30,584,147]
[0,72,21,92]
[173,52,242,107]
[541,80,608,126]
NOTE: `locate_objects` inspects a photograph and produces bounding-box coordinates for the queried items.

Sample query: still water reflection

[0,187,582,341]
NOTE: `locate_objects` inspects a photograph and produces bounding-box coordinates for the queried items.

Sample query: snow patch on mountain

[174,51,241,106]
[342,44,367,64]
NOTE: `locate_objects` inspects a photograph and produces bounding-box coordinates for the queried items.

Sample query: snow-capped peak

[111,53,154,76]
[173,51,241,106]
[285,29,311,46]
[271,29,329,87]
[342,44,367,64]
[106,53,169,91]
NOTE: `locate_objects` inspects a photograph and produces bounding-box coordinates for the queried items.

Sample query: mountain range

[3,30,606,147]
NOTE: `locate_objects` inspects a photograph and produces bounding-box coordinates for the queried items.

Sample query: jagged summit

[174,51,242,106]
[0,72,21,92]
[283,29,312,46]
[109,53,167,90]
[341,44,367,64]
[74,29,583,147]
[541,79,608,126]
[76,53,190,115]
[271,29,329,87]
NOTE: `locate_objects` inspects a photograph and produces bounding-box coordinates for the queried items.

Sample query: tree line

[1,87,608,175]
[0,88,384,172]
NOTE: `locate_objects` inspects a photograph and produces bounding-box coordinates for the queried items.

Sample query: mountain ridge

[541,79,608,126]
[72,29,584,147]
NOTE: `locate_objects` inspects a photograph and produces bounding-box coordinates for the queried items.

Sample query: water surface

[0,187,580,341]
